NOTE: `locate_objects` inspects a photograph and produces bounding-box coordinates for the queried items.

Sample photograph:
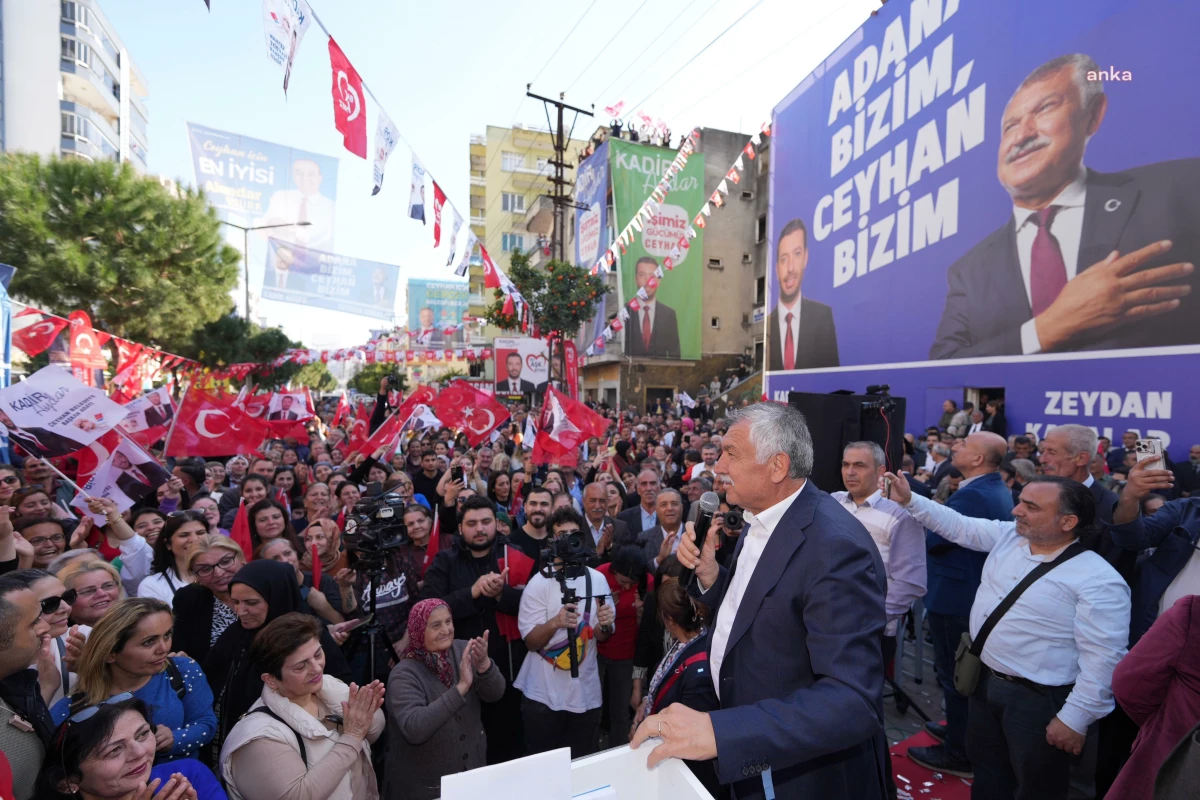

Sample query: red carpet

[890,728,973,800]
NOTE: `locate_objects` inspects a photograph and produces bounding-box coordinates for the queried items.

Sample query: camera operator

[513,507,616,758]
[715,494,743,568]
[421,495,528,763]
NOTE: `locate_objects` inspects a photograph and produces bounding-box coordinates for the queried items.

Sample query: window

[501,152,522,171]
[710,317,721,329]
[741,253,752,265]
[755,277,766,306]
[707,258,723,269]
[536,157,551,174]
[741,191,754,201]
[501,233,525,252]
[501,193,525,213]
[756,215,767,243]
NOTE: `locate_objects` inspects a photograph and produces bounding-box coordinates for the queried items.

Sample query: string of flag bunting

[583,121,771,356]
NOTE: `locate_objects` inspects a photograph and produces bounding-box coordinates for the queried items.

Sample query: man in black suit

[112,451,165,501]
[581,482,633,565]
[767,218,839,371]
[0,409,86,459]
[143,392,173,429]
[1172,443,1200,498]
[625,257,681,359]
[635,489,685,570]
[268,395,300,421]
[1106,430,1138,474]
[930,53,1199,360]
[616,469,660,536]
[927,443,954,489]
[497,352,539,396]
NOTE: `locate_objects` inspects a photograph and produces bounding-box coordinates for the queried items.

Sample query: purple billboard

[766,0,1200,456]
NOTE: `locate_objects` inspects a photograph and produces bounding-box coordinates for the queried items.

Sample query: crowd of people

[0,377,1196,800]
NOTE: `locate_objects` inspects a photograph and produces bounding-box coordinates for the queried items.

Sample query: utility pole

[525,90,592,262]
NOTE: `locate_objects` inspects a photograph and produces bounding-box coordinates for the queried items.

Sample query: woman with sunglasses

[58,559,125,627]
[0,463,24,504]
[136,513,207,605]
[8,568,87,706]
[49,598,217,763]
[171,536,245,663]
[37,696,224,800]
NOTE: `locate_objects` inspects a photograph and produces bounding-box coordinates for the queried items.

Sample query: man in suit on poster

[625,257,681,359]
[767,219,840,371]
[268,395,300,421]
[633,402,889,799]
[930,53,1200,360]
[142,391,173,429]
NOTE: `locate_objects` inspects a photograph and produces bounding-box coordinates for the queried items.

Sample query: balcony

[524,195,554,236]
[470,214,487,227]
[60,37,120,120]
[470,134,486,146]
[470,176,486,187]
[61,107,119,162]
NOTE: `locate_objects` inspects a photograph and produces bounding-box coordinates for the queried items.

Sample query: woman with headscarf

[385,598,503,800]
[203,560,354,761]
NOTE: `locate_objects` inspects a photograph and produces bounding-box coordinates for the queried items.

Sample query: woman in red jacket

[1110,595,1200,800]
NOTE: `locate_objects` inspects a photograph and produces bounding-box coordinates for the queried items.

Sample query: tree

[349,363,408,396]
[179,314,308,391]
[0,154,241,354]
[292,362,338,393]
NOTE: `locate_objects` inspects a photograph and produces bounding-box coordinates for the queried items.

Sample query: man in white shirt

[968,409,986,435]
[885,470,1130,800]
[632,402,889,800]
[259,159,335,252]
[514,507,615,758]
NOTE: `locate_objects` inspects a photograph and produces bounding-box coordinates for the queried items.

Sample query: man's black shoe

[907,745,973,779]
[924,721,947,743]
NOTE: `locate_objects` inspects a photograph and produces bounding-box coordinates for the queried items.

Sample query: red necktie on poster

[642,309,652,351]
[784,313,795,371]
[1030,206,1067,316]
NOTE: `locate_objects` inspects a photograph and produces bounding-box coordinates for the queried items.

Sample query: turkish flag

[350,408,403,460]
[497,543,536,641]
[331,392,350,428]
[229,500,253,560]
[12,314,68,358]
[68,311,107,386]
[395,385,437,421]
[165,391,272,457]
[112,340,146,387]
[532,387,610,466]
[347,401,370,453]
[433,182,447,246]
[328,37,367,158]
[430,380,509,447]
[423,506,441,572]
[481,246,502,289]
[75,430,121,483]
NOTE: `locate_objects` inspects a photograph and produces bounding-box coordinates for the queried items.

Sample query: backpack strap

[247,707,308,766]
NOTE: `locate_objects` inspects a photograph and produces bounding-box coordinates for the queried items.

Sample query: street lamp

[218,220,312,321]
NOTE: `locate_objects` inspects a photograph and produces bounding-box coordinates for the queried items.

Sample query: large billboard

[610,140,705,360]
[575,141,610,354]
[766,0,1200,456]
[407,279,468,345]
[186,123,339,252]
[262,238,398,321]
[494,337,550,400]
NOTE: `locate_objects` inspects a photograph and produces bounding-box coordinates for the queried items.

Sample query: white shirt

[776,298,802,362]
[903,494,1130,734]
[259,190,335,252]
[1160,550,1200,615]
[587,517,605,546]
[514,568,610,713]
[640,506,657,532]
[1016,169,1088,355]
[968,421,984,434]
[651,525,684,569]
[136,567,193,604]
[708,481,807,699]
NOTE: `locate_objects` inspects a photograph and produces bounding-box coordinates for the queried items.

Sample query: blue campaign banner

[262,239,399,321]
[0,265,12,464]
[575,141,610,352]
[766,0,1200,458]
[406,279,469,345]
[186,123,339,253]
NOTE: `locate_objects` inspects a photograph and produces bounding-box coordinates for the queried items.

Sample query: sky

[101,0,879,351]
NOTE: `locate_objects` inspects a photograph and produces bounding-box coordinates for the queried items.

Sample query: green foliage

[433,368,468,386]
[179,314,306,390]
[292,362,338,393]
[483,250,607,338]
[0,154,241,353]
[348,363,408,396]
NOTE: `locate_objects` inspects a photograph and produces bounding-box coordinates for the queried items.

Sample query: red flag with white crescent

[429,381,510,447]
[481,246,502,289]
[12,314,68,357]
[328,37,367,158]
[165,391,272,457]
[348,401,371,453]
[432,182,447,247]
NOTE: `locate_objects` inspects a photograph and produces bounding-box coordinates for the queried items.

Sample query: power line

[564,0,655,94]
[530,0,602,87]
[596,0,723,108]
[623,0,769,124]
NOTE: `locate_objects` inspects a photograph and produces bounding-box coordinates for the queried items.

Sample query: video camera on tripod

[539,530,610,679]
[342,487,410,682]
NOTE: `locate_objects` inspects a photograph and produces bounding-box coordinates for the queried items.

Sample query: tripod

[556,578,581,679]
[358,560,387,683]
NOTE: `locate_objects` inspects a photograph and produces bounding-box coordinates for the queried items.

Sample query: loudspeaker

[787,391,906,493]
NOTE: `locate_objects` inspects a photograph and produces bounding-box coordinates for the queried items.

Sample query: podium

[440,743,714,800]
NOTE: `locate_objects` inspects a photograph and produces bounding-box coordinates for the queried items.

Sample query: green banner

[610,140,705,360]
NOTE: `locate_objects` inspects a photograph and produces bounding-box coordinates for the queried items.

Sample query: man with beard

[930,53,1200,359]
[422,495,527,762]
[508,487,553,564]
[767,218,839,370]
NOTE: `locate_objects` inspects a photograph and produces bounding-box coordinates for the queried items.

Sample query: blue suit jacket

[1108,498,1200,645]
[923,472,1013,617]
[692,482,889,800]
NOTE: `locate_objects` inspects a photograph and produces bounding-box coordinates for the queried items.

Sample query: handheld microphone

[682,491,720,588]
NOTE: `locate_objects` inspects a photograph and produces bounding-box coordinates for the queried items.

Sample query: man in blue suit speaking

[632,402,890,799]
[907,431,1013,778]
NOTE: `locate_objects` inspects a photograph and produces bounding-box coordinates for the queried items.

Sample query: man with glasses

[0,576,52,799]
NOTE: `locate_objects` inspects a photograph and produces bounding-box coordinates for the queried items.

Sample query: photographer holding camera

[513,507,616,758]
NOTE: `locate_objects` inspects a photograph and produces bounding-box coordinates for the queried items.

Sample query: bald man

[908,431,1016,778]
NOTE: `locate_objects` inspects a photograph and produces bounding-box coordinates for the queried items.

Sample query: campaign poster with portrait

[118,387,175,434]
[267,391,313,422]
[610,140,705,361]
[407,279,469,346]
[71,438,171,524]
[575,142,611,355]
[0,366,128,458]
[765,0,1200,457]
[262,238,399,321]
[494,337,550,399]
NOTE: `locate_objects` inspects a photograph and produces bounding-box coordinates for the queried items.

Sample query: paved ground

[885,622,945,744]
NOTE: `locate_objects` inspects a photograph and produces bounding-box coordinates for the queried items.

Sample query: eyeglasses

[0,476,21,485]
[75,581,119,599]
[191,552,239,578]
[67,692,134,723]
[40,589,78,615]
[27,533,66,547]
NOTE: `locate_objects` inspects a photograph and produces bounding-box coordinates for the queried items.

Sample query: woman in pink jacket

[1110,595,1200,800]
